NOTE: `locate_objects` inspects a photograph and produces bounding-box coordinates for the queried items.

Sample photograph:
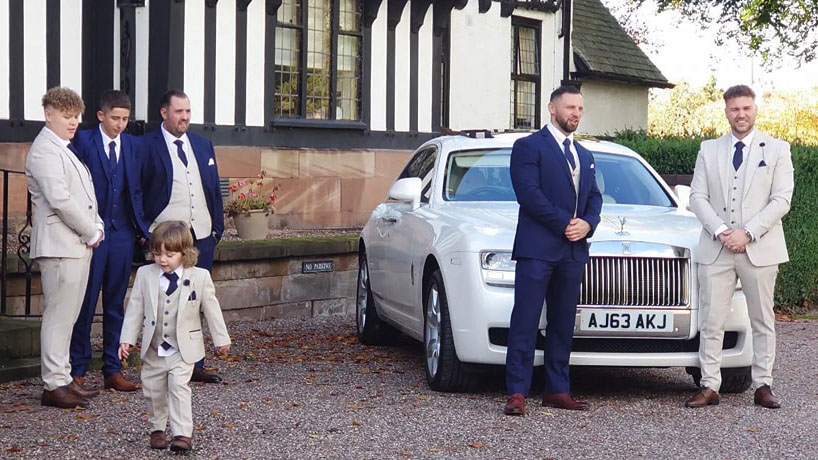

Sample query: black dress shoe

[191,368,222,383]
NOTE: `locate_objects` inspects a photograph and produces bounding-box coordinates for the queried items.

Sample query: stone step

[0,318,41,360]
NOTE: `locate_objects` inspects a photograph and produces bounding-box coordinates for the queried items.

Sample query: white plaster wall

[113,3,120,90]
[417,7,433,132]
[448,1,510,130]
[135,0,150,120]
[23,0,47,121]
[60,0,83,97]
[184,0,205,124]
[245,0,265,126]
[369,1,387,131]
[393,2,410,131]
[0,0,9,119]
[215,0,236,125]
[578,80,648,136]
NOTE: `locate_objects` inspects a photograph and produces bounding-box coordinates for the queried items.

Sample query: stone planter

[232,210,269,240]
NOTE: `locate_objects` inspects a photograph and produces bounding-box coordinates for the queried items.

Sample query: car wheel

[356,251,391,345]
[685,366,752,393]
[424,270,474,392]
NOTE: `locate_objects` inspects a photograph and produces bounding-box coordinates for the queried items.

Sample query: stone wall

[1,236,360,335]
[0,142,413,230]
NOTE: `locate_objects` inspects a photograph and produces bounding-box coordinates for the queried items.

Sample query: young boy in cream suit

[119,221,230,453]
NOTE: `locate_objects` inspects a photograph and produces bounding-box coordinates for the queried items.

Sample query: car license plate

[580,310,673,332]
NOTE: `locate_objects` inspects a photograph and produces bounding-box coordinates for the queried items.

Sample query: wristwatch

[743,228,753,241]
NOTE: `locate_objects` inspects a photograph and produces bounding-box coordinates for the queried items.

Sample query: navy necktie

[174,140,188,167]
[733,141,744,171]
[67,143,79,157]
[563,138,576,170]
[163,272,179,296]
[108,141,117,173]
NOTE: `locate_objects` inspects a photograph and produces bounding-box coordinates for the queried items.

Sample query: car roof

[422,132,642,159]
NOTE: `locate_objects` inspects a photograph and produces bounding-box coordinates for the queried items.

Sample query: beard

[555,112,580,134]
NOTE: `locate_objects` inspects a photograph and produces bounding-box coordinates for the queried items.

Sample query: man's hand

[87,229,104,248]
[564,218,591,242]
[118,343,130,360]
[718,228,748,253]
[216,344,231,356]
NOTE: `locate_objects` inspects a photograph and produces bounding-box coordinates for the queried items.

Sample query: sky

[601,0,818,92]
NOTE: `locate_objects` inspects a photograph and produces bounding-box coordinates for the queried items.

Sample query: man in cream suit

[26,87,105,408]
[687,84,794,409]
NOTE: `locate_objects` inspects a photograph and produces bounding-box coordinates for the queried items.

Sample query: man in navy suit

[69,90,150,393]
[504,85,602,415]
[139,89,225,383]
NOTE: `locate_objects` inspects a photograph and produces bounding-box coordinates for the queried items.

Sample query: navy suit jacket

[510,127,603,263]
[139,128,225,241]
[72,128,150,239]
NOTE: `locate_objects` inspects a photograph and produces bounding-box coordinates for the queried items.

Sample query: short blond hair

[150,221,199,268]
[41,87,85,115]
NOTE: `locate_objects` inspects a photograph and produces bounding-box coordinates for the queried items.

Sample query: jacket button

[88,205,92,209]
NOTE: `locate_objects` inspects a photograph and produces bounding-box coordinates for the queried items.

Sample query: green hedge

[612,131,818,314]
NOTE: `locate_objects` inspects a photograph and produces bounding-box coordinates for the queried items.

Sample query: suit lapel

[176,267,193,318]
[154,130,174,194]
[717,134,731,205]
[146,264,160,322]
[45,132,96,204]
[93,129,113,180]
[742,133,765,199]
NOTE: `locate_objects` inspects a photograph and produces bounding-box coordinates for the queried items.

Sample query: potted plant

[225,171,279,240]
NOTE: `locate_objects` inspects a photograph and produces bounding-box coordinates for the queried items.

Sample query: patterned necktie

[563,138,576,170]
[108,141,117,173]
[163,272,179,296]
[733,141,744,171]
[173,140,188,167]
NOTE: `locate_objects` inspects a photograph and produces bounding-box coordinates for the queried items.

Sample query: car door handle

[381,217,398,224]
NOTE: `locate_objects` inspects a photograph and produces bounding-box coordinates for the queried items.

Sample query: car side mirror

[674,185,691,211]
[388,178,423,210]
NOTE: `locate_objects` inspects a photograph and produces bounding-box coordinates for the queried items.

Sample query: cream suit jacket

[120,264,231,364]
[25,127,102,259]
[690,131,794,266]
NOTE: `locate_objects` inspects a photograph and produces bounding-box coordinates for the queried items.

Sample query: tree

[646,0,818,64]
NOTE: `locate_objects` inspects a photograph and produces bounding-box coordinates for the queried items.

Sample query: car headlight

[480,251,515,287]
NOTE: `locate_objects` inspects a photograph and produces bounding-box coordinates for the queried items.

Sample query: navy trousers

[193,234,217,370]
[505,257,584,395]
[70,228,135,377]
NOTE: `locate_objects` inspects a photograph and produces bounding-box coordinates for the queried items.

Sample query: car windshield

[443,148,675,207]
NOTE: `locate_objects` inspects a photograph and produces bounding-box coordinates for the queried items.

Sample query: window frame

[510,16,541,130]
[273,0,365,127]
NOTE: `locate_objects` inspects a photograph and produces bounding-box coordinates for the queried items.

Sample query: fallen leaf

[541,411,555,417]
[467,442,484,449]
[428,448,442,453]
[75,413,98,420]
[308,433,319,439]
[4,447,23,453]
[106,429,118,435]
[349,404,362,410]
[195,425,206,431]
[417,396,429,401]
[223,422,235,429]
[352,420,361,426]
[747,426,760,433]
[211,409,220,415]
[68,435,78,441]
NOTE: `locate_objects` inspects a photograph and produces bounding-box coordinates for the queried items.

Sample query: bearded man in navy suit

[504,85,602,415]
[139,89,225,383]
[69,90,150,393]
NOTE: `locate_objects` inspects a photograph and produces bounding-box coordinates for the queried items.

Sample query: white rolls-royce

[356,132,753,393]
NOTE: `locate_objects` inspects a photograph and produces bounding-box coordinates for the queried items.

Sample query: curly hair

[41,87,85,114]
[150,221,199,268]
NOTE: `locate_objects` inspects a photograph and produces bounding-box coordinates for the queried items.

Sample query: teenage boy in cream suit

[687,84,794,409]
[119,221,230,453]
[26,87,104,409]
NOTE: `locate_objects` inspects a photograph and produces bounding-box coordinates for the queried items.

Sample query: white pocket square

[208,158,215,166]
[590,163,595,169]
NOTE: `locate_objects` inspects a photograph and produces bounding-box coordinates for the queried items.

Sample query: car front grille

[579,256,690,307]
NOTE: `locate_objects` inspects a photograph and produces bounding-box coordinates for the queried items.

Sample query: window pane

[306,0,331,119]
[339,0,360,32]
[336,34,360,121]
[513,80,536,129]
[275,27,301,118]
[518,26,538,75]
[277,0,301,25]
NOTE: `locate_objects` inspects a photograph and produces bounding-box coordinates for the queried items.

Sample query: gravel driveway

[1,317,816,459]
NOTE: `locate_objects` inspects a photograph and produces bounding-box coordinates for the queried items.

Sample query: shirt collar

[731,129,756,150]
[160,122,190,148]
[159,264,184,281]
[546,122,574,147]
[98,125,120,153]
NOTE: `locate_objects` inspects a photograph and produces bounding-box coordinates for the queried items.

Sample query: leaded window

[275,0,362,121]
[510,18,540,129]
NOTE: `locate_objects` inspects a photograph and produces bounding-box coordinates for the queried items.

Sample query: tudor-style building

[0,0,670,229]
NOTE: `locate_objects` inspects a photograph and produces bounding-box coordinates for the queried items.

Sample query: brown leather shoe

[504,393,525,416]
[754,385,781,409]
[149,431,168,450]
[685,387,720,408]
[542,393,590,411]
[68,379,100,399]
[191,367,222,384]
[41,385,89,409]
[104,373,138,392]
[170,435,193,453]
